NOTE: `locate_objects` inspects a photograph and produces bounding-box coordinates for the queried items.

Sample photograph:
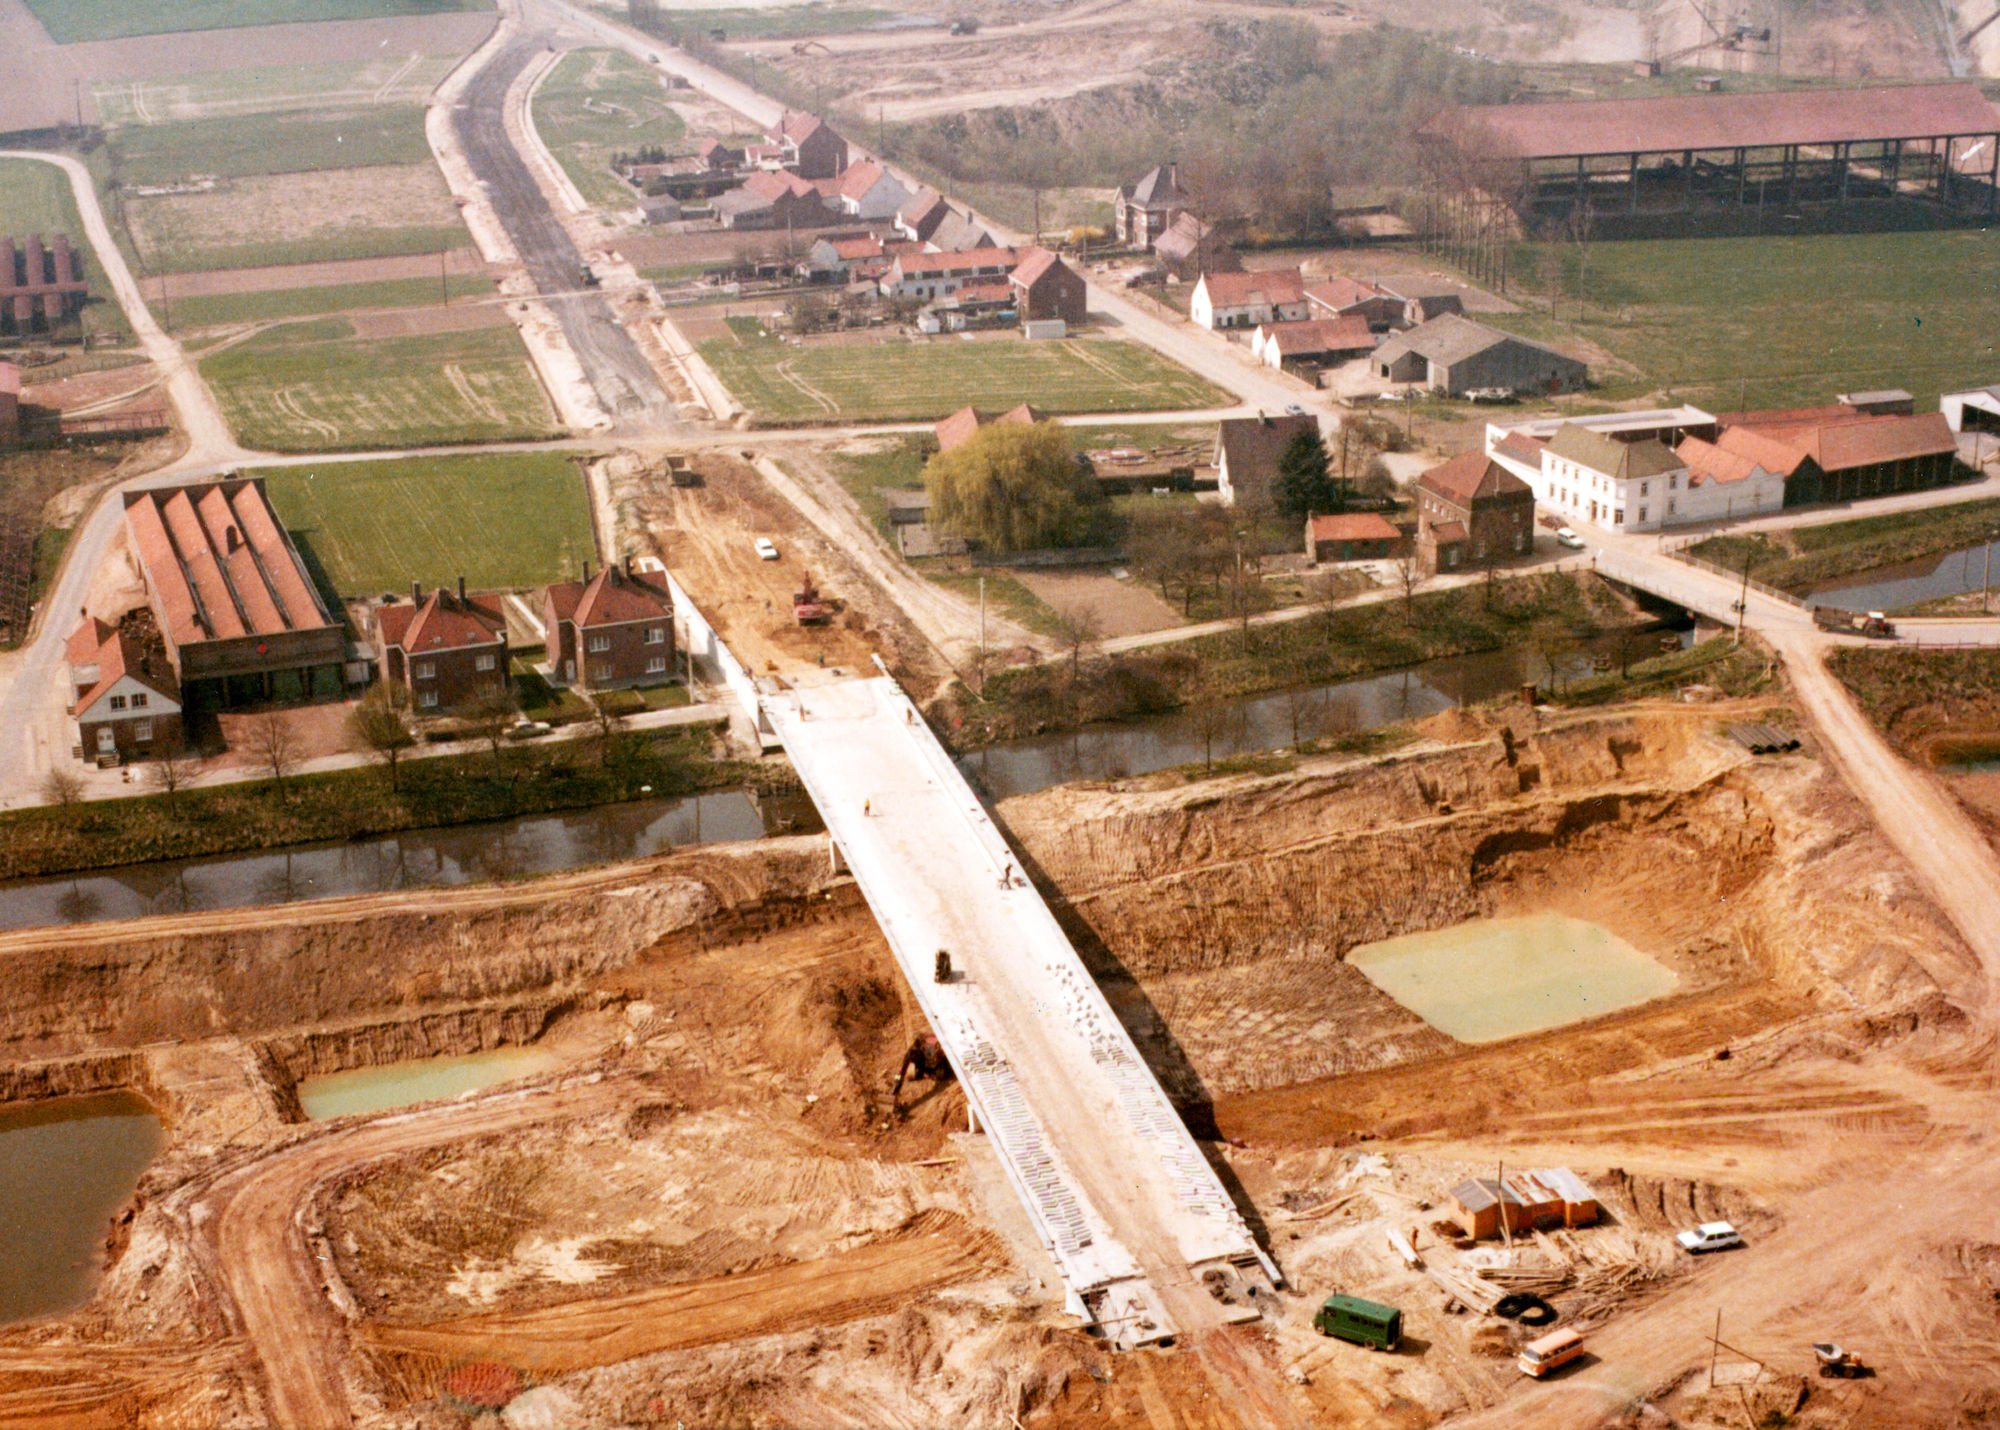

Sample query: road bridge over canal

[764,675,1279,1348]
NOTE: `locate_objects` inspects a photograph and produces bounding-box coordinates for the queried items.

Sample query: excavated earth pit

[0,705,1991,1428]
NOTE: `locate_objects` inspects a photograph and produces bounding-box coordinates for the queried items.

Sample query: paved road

[451,23,676,427]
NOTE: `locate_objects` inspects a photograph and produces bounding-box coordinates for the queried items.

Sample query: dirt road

[195,1075,650,1430]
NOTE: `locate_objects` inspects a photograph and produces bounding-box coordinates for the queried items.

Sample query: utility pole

[1984,523,1996,615]
[439,247,449,308]
[977,575,986,694]
[1736,548,1754,644]
[1709,1308,1723,1389]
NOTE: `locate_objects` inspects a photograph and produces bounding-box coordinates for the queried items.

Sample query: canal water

[1347,913,1679,1043]
[963,631,1680,801]
[296,1047,564,1121]
[1807,536,2000,613]
[0,1092,163,1323]
[0,790,773,934]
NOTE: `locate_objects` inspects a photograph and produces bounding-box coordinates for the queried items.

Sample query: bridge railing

[1658,538,1807,608]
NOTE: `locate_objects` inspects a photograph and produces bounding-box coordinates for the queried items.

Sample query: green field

[25,0,491,43]
[110,107,434,185]
[531,49,688,210]
[619,3,897,40]
[258,452,593,596]
[701,332,1231,423]
[94,55,463,124]
[135,217,472,277]
[202,322,561,452]
[1497,228,2000,410]
[0,159,132,342]
[158,274,494,330]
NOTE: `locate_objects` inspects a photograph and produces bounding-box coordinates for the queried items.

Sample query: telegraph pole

[1736,549,1754,644]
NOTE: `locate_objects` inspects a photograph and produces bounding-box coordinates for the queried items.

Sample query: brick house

[713,170,830,230]
[765,111,849,179]
[68,614,183,764]
[375,581,510,712]
[697,138,744,171]
[1415,452,1535,573]
[1115,164,1189,249]
[1306,512,1402,563]
[543,563,677,691]
[895,188,952,244]
[1214,411,1317,508]
[1008,247,1086,327]
[880,247,1017,302]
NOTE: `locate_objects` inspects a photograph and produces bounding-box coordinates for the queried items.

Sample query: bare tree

[1284,687,1327,749]
[1392,553,1427,625]
[42,767,85,811]
[590,695,629,768]
[1225,540,1275,649]
[1186,692,1244,774]
[1052,606,1103,684]
[350,695,415,791]
[466,691,520,772]
[246,711,299,793]
[147,748,206,802]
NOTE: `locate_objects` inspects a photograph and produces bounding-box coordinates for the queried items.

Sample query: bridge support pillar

[827,834,846,875]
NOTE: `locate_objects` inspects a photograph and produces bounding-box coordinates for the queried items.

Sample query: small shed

[1448,1177,1528,1240]
[1837,388,1915,416]
[1307,511,1401,563]
[884,489,932,526]
[1449,1168,1598,1239]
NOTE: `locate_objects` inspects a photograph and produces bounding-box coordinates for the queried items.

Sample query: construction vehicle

[890,1031,952,1101]
[1812,605,1897,638]
[794,570,831,625]
[1313,1294,1401,1350]
[1813,1342,1870,1378]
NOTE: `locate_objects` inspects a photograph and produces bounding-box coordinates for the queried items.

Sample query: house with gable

[1414,452,1534,572]
[1372,313,1586,396]
[763,110,849,179]
[1009,247,1086,328]
[1190,268,1309,331]
[67,614,182,764]
[1115,164,1190,249]
[544,561,676,691]
[924,208,996,253]
[375,580,510,712]
[1214,411,1317,508]
[896,188,952,244]
[832,160,909,220]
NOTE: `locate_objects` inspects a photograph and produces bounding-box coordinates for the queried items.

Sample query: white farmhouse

[1189,268,1309,331]
[1486,416,1783,531]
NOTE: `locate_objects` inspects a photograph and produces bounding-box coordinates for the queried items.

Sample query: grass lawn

[702,330,1230,423]
[631,4,897,40]
[0,159,132,342]
[159,274,493,331]
[134,219,473,277]
[23,0,491,43]
[203,322,560,453]
[531,49,688,211]
[258,451,595,597]
[1829,646,2000,760]
[109,107,434,186]
[1687,496,2000,597]
[1498,228,2000,409]
[94,55,464,125]
[828,435,930,542]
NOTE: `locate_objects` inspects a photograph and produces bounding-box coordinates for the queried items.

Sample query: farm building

[544,561,676,692]
[1115,163,1191,249]
[123,478,347,709]
[1,234,88,338]
[1422,81,2000,232]
[1153,213,1240,280]
[1486,412,1786,530]
[833,160,908,220]
[1415,451,1534,572]
[697,138,743,171]
[1837,388,1915,415]
[881,247,1018,302]
[1250,316,1375,372]
[1942,384,2000,434]
[1009,248,1087,328]
[1214,411,1318,508]
[1449,1168,1599,1240]
[935,402,1041,454]
[762,111,849,179]
[67,613,182,765]
[713,171,830,230]
[1715,405,1962,505]
[1306,512,1401,563]
[1372,314,1586,396]
[375,580,510,712]
[1191,269,1309,331]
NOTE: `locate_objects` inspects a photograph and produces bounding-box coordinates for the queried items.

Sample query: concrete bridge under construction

[763,675,1280,1348]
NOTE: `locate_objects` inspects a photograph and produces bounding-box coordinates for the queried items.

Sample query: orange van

[1518,1327,1585,1378]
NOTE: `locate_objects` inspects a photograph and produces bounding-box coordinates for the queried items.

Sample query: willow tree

[923,421,1104,553]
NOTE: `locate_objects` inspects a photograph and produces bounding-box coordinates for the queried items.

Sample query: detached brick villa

[544,562,676,692]
[375,580,509,711]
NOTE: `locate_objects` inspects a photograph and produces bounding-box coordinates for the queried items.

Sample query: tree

[350,696,415,791]
[1186,692,1244,774]
[1274,427,1339,520]
[590,696,629,768]
[1391,553,1427,625]
[1052,606,1102,684]
[42,767,84,811]
[923,422,1105,553]
[1284,687,1327,748]
[1225,542,1275,648]
[147,749,205,802]
[247,712,298,793]
[466,691,520,772]
[1530,612,1580,693]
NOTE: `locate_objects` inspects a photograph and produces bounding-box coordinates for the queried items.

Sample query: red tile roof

[934,402,1039,453]
[829,236,884,260]
[1430,82,2000,162]
[1304,276,1396,313]
[1200,268,1307,308]
[891,246,1018,277]
[1260,315,1375,355]
[1419,451,1531,506]
[1717,403,1862,428]
[66,615,114,669]
[1494,431,1548,464]
[68,618,178,718]
[743,169,817,200]
[1009,246,1064,287]
[1715,424,1809,476]
[124,479,333,648]
[1717,410,1958,474]
[1430,520,1468,544]
[546,567,674,629]
[1308,512,1400,542]
[379,588,506,654]
[836,160,887,198]
[1676,434,1766,486]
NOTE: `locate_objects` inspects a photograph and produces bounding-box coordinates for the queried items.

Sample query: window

[1667,498,1677,516]
[1638,506,1648,523]
[646,656,667,674]
[415,661,435,680]
[475,653,496,672]
[1640,481,1649,497]
[132,693,148,708]
[1615,509,1626,525]
[1669,473,1679,490]
[645,627,665,645]
[110,695,127,711]
[592,662,613,681]
[134,721,153,742]
[587,635,610,653]
[419,690,439,709]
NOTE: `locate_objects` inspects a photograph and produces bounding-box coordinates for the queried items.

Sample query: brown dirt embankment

[0,839,839,1059]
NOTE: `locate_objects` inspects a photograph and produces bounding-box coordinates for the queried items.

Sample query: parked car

[506,719,552,741]
[1284,402,1309,416]
[1555,526,1586,549]
[754,537,779,561]
[1676,1221,1743,1254]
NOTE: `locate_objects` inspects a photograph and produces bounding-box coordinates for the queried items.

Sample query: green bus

[1313,1293,1402,1351]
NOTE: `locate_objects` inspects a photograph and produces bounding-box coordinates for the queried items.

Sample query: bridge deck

[765,676,1277,1346]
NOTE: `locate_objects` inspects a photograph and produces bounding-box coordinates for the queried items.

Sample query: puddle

[1348,913,1679,1043]
[0,1092,163,1323]
[296,1047,563,1121]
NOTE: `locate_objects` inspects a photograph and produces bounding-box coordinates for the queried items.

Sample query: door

[96,726,115,754]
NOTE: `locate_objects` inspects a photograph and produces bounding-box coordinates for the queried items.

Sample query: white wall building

[1189,268,1309,331]
[1487,417,1783,532]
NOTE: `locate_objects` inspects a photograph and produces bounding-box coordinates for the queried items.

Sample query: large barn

[1423,81,2000,231]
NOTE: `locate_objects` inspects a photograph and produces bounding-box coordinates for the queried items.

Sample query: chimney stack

[412,580,422,604]
[458,575,467,603]
[625,553,636,578]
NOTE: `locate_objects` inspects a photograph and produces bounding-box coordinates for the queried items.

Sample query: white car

[1284,402,1309,416]
[754,538,779,561]
[1676,1221,1743,1254]
[1555,526,1586,549]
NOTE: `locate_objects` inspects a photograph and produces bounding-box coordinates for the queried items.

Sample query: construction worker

[863,798,871,817]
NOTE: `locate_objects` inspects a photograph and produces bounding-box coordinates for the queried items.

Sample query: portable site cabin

[1314,1294,1401,1350]
[1450,1168,1599,1240]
